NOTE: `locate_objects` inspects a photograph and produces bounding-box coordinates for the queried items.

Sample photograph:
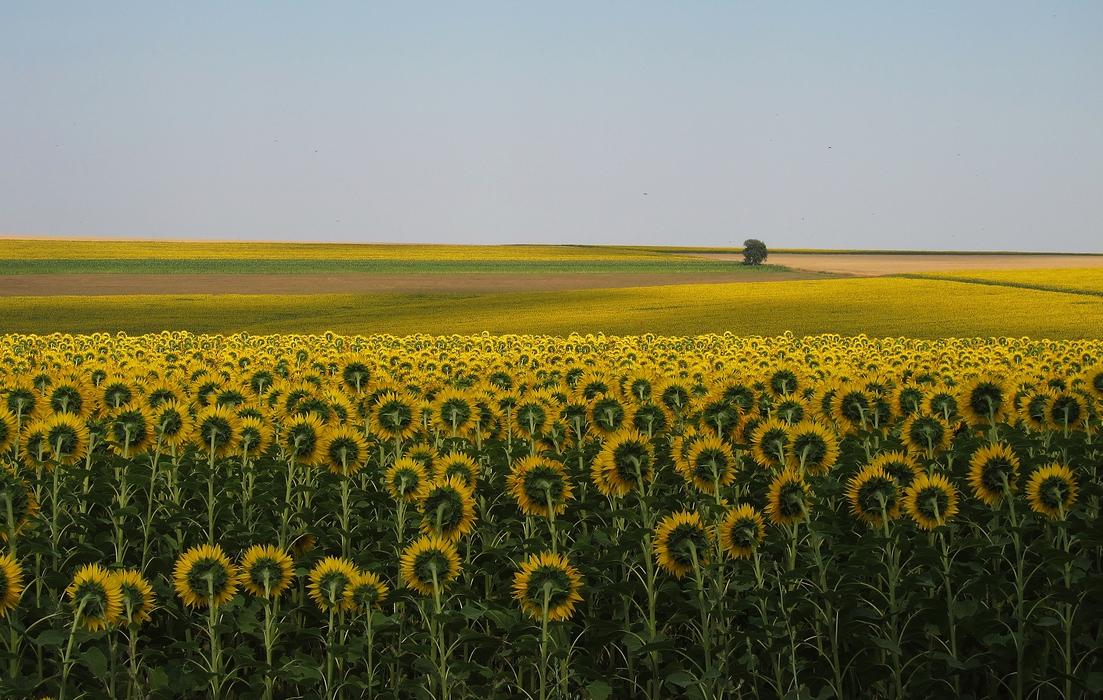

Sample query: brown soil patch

[0,271,827,297]
[693,253,1103,276]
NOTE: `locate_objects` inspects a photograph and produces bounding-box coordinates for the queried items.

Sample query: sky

[1,2,1100,252]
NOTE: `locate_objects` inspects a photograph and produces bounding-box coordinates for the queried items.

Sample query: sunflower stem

[59,598,88,700]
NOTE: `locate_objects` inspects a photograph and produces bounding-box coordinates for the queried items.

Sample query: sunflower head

[592,429,653,498]
[418,476,477,542]
[967,443,1020,506]
[0,552,25,618]
[846,465,901,527]
[108,403,155,455]
[903,472,958,530]
[1045,392,1087,432]
[238,415,273,458]
[307,557,358,612]
[868,451,922,490]
[506,455,574,518]
[400,535,462,596]
[765,470,810,526]
[784,420,839,475]
[653,511,713,578]
[900,413,951,455]
[238,544,295,598]
[385,457,431,503]
[282,413,325,464]
[349,571,390,613]
[42,412,90,465]
[750,418,790,470]
[434,452,480,489]
[960,376,1008,427]
[318,425,369,476]
[677,436,737,493]
[151,400,194,449]
[369,391,418,440]
[1026,464,1078,518]
[173,544,239,609]
[112,569,155,627]
[193,405,243,459]
[718,504,766,560]
[66,563,123,632]
[512,551,584,622]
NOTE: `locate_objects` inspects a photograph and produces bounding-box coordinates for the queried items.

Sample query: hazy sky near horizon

[2,2,1100,252]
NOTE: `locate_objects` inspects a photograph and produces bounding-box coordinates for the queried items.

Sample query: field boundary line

[895,273,1103,298]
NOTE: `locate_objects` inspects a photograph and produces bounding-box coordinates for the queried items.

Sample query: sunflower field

[0,331,1101,700]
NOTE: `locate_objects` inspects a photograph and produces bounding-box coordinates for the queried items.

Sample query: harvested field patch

[0,270,828,297]
[693,253,1103,276]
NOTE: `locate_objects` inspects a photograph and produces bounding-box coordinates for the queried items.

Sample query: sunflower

[513,392,552,440]
[695,394,741,437]
[900,413,951,455]
[418,476,477,541]
[506,455,574,517]
[892,383,927,418]
[868,450,922,489]
[926,389,961,424]
[317,425,369,476]
[0,552,25,618]
[108,403,155,455]
[112,569,155,627]
[19,419,50,466]
[238,544,295,598]
[385,457,431,503]
[677,436,737,493]
[903,472,959,530]
[431,387,477,438]
[1025,464,1078,518]
[717,504,766,560]
[150,400,194,450]
[193,405,243,459]
[0,465,39,540]
[46,377,95,419]
[173,544,239,609]
[404,442,439,471]
[784,420,839,475]
[400,535,462,596]
[1018,389,1053,432]
[967,443,1019,505]
[238,415,273,459]
[750,418,790,470]
[845,465,901,526]
[629,401,668,437]
[831,385,874,431]
[349,571,390,612]
[656,378,693,419]
[592,429,654,497]
[0,406,18,454]
[959,375,1009,427]
[589,395,634,438]
[512,551,584,621]
[142,379,185,409]
[765,470,810,526]
[1045,392,1088,432]
[66,564,123,632]
[369,391,419,441]
[434,452,480,489]
[99,375,137,411]
[307,557,358,612]
[653,511,713,578]
[281,413,325,464]
[3,382,41,422]
[41,412,89,465]
[1081,363,1103,400]
[766,366,803,398]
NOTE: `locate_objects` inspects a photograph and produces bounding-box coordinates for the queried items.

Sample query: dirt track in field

[694,253,1103,276]
[0,271,828,297]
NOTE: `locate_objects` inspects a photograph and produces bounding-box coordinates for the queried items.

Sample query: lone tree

[742,239,768,266]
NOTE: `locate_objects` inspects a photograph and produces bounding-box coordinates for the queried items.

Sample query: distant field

[0,239,702,261]
[2,276,1100,338]
[904,267,1103,296]
[0,257,777,275]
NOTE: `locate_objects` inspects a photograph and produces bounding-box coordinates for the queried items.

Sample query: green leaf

[664,670,696,688]
[34,629,67,647]
[587,680,613,700]
[148,666,170,690]
[80,647,108,676]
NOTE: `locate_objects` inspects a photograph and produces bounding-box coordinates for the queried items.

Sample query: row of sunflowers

[0,331,1101,699]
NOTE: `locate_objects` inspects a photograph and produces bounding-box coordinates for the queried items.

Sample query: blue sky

[1,2,1100,251]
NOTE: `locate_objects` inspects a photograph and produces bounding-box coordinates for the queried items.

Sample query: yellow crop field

[1,276,1099,338]
[0,239,687,261]
[909,267,1103,295]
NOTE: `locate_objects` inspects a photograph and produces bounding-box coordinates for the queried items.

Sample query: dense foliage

[0,331,1101,699]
